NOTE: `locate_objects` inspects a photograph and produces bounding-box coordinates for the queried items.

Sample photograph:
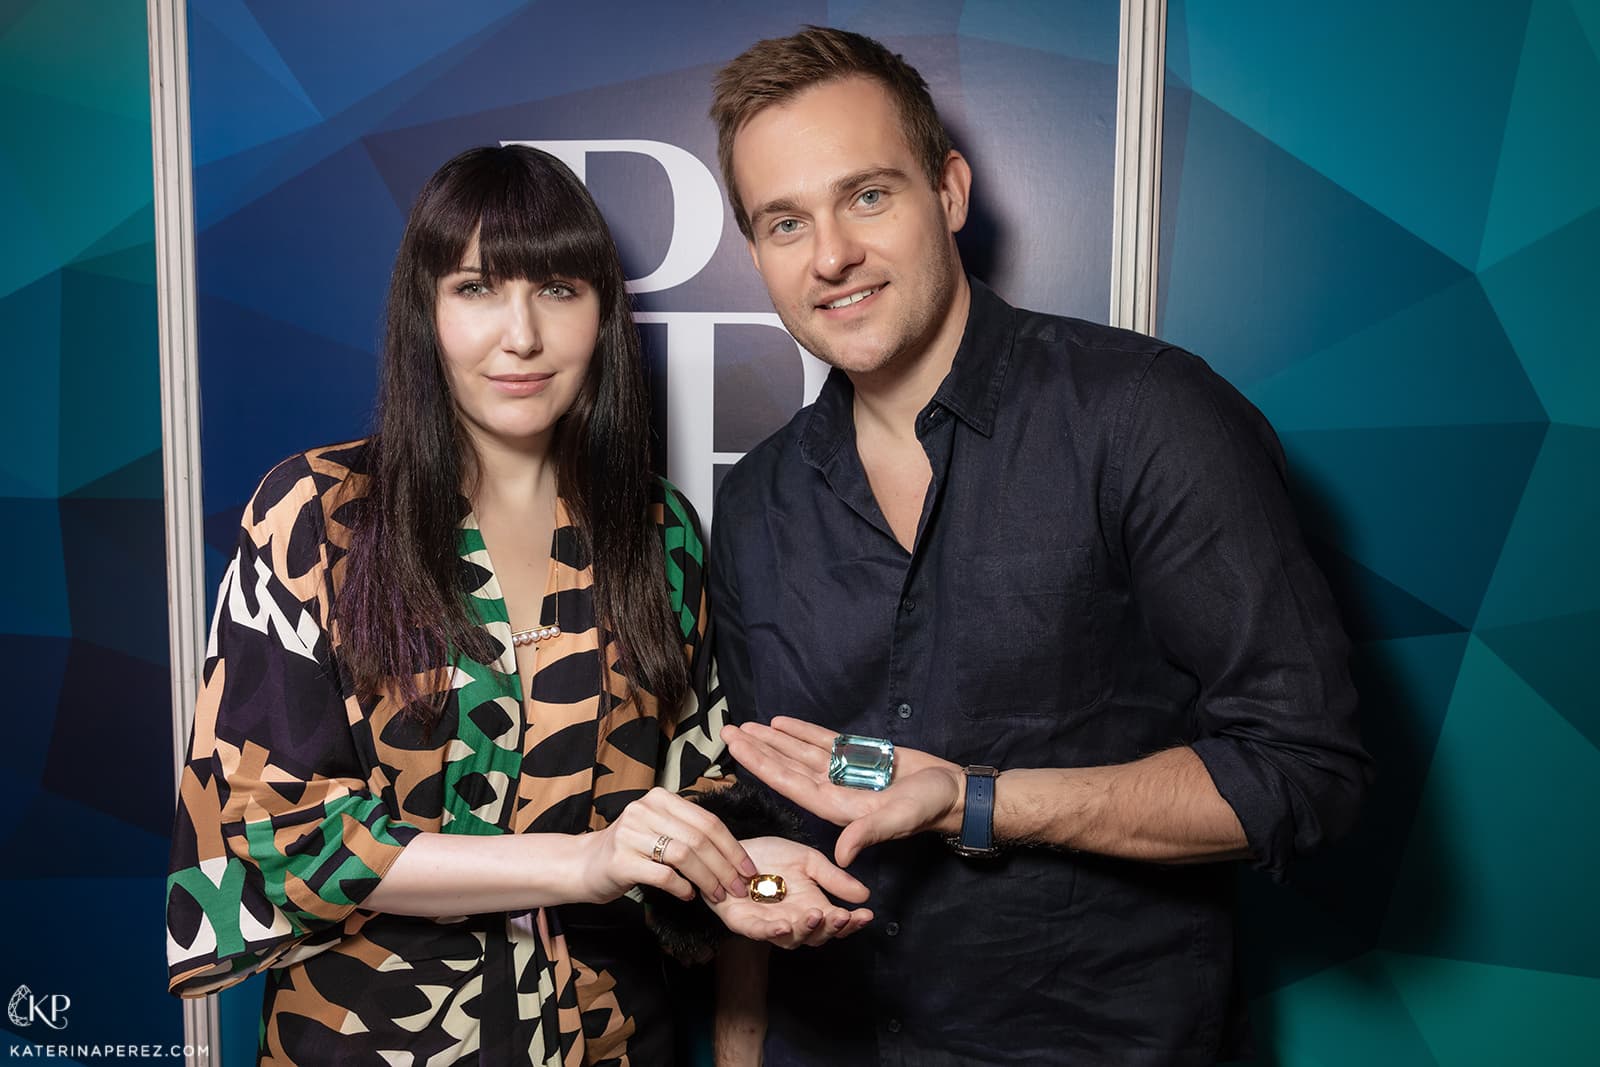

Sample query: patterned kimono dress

[165,441,730,1065]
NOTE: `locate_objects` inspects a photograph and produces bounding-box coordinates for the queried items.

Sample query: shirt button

[896,702,913,719]
[886,1018,902,1034]
[901,597,916,613]
[885,921,900,937]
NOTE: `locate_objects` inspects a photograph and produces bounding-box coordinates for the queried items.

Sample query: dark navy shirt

[709,279,1368,1066]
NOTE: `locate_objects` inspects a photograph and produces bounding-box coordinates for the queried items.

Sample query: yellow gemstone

[748,874,787,903]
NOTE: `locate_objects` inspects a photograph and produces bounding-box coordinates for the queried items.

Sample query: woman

[165,145,869,1064]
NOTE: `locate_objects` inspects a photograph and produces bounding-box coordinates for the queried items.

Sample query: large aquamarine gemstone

[828,734,895,791]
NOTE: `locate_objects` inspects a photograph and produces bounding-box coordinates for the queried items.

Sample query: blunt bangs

[409,147,618,300]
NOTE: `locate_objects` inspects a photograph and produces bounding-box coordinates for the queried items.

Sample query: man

[705,27,1368,1066]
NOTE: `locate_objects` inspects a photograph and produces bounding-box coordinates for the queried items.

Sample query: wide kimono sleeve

[165,457,421,996]
[1113,350,1372,880]
[653,479,735,795]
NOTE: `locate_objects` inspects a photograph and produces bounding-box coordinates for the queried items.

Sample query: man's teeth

[826,287,879,309]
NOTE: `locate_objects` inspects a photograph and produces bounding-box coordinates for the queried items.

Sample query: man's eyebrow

[831,166,909,195]
[749,196,801,228]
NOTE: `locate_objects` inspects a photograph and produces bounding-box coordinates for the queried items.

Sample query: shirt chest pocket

[952,547,1107,719]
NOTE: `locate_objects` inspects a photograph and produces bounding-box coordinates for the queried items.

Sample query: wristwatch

[951,765,1002,857]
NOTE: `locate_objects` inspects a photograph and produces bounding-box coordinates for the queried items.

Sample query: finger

[634,856,696,902]
[650,789,759,886]
[717,904,794,944]
[723,733,855,826]
[767,716,842,750]
[741,722,833,776]
[722,726,810,779]
[835,795,930,866]
[637,819,741,904]
[801,849,870,904]
[796,907,829,948]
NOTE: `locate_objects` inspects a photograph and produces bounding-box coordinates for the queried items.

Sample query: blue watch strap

[958,766,1000,854]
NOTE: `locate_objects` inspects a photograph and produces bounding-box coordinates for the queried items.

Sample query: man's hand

[707,835,873,948]
[722,718,965,866]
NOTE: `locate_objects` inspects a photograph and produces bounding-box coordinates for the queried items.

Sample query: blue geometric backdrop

[182,2,1121,1061]
[1160,1,1600,1062]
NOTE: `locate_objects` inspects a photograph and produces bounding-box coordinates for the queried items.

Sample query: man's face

[732,76,969,376]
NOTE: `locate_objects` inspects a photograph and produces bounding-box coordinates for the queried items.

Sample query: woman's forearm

[362,831,597,915]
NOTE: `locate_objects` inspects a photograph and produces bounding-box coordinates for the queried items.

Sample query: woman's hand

[577,787,758,904]
[707,836,873,948]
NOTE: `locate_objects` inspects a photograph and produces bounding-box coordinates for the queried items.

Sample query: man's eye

[858,189,883,207]
[774,218,800,235]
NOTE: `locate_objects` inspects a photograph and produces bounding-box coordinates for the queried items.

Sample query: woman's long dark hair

[335,145,687,720]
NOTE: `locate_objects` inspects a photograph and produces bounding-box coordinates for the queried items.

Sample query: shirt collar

[799,275,1015,467]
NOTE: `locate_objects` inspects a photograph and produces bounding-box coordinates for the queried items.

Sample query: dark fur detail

[641,780,809,964]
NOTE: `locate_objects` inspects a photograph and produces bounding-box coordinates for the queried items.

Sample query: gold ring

[650,834,672,864]
[748,873,787,903]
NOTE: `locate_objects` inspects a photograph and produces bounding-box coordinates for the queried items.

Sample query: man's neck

[849,273,972,442]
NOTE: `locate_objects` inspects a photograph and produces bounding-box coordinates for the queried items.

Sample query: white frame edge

[1110,0,1168,335]
[148,0,220,1062]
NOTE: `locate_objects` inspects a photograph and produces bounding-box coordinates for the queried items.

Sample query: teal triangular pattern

[1247,275,1546,432]
[0,0,152,122]
[1480,610,1600,751]
[1159,93,1468,386]
[55,268,159,496]
[1308,541,1464,642]
[1247,952,1438,1067]
[1328,633,1469,924]
[0,503,69,638]
[1577,0,1600,53]
[74,205,158,268]
[69,238,156,288]
[0,149,66,299]
[1479,0,1600,268]
[1382,952,1600,1066]
[1281,424,1545,627]
[1381,638,1600,978]
[1183,1,1529,269]
[64,449,163,503]
[0,271,62,498]
[1480,206,1600,429]
[0,86,152,274]
[1475,425,1600,628]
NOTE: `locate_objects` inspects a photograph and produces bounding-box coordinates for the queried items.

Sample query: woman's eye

[455,280,489,297]
[541,282,578,299]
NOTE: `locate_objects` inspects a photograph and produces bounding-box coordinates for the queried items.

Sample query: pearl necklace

[510,624,560,646]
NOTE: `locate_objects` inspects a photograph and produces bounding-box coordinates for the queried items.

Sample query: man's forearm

[714,938,769,1067]
[992,746,1251,863]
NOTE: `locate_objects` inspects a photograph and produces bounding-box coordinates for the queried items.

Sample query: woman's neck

[463,430,559,517]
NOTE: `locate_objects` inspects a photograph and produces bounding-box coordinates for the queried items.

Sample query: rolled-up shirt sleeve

[1113,349,1371,880]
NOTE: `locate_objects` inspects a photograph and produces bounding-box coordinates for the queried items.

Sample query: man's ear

[746,238,761,273]
[940,150,973,234]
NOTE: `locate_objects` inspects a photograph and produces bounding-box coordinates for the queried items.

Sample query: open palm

[721,718,965,866]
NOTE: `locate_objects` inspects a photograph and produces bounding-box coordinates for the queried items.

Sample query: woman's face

[434,232,601,453]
